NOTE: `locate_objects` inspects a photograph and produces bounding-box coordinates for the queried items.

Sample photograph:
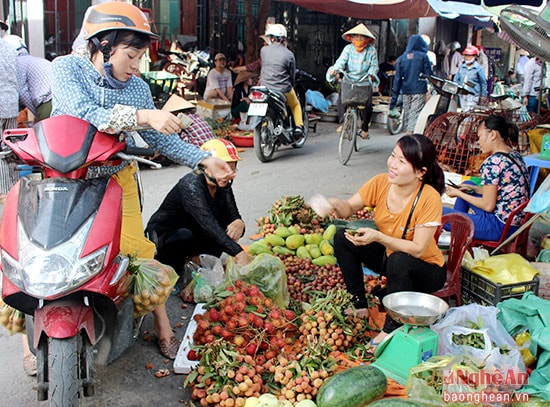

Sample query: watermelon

[316,365,387,407]
[368,399,424,406]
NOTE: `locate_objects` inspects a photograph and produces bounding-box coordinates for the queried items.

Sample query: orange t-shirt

[358,174,444,267]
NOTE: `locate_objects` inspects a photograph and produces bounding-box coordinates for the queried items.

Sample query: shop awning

[278,0,437,19]
[426,0,495,25]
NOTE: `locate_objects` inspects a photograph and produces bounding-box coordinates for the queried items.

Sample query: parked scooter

[248,70,312,162]
[0,115,160,406]
[414,73,475,134]
[162,49,212,97]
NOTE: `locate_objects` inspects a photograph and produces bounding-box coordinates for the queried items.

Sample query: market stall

[173,194,550,406]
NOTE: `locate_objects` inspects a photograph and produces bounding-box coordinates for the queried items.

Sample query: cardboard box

[196,99,231,120]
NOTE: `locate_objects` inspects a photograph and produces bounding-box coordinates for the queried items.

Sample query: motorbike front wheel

[48,336,80,407]
[254,116,276,162]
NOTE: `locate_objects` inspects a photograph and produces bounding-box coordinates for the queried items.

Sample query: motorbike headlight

[1,217,107,299]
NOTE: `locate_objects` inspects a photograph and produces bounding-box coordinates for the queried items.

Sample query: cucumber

[368,399,424,406]
[316,365,387,407]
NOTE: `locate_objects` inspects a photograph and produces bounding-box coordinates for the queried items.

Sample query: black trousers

[153,228,224,274]
[333,228,446,333]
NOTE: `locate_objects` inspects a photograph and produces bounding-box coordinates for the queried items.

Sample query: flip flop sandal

[158,336,179,360]
[360,131,370,139]
[23,354,37,376]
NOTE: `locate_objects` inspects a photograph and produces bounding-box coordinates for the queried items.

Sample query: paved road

[0,120,398,406]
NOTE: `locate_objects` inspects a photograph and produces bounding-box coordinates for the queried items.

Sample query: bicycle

[338,78,373,165]
[339,103,364,165]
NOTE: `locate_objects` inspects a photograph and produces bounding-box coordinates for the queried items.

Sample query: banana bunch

[249,224,338,267]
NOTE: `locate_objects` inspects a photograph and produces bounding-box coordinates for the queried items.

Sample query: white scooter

[414,74,475,134]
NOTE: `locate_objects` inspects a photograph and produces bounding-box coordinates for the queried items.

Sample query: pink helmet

[462,46,479,56]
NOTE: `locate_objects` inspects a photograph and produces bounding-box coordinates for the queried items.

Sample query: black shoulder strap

[496,152,530,197]
[402,183,425,239]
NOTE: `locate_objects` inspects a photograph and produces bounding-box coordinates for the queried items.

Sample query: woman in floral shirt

[445,114,529,240]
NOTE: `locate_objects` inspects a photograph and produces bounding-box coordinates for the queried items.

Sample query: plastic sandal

[158,336,179,360]
[23,354,37,376]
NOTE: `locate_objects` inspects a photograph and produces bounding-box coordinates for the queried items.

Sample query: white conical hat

[342,23,375,41]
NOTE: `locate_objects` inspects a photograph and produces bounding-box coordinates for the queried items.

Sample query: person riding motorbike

[50,1,234,359]
[259,23,304,140]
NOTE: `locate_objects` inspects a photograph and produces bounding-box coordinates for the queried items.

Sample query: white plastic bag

[431,303,526,384]
[198,254,225,288]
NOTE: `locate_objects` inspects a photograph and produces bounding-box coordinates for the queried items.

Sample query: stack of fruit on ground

[185,281,383,407]
[183,196,389,406]
[253,196,383,307]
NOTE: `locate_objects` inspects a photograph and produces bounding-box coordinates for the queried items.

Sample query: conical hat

[161,94,195,112]
[234,70,255,86]
[342,23,375,41]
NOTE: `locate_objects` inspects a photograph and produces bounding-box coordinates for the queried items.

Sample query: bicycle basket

[340,80,372,106]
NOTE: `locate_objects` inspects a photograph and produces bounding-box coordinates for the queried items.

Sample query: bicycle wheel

[338,108,357,165]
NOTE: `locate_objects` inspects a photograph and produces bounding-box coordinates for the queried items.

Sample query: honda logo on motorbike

[44,186,69,192]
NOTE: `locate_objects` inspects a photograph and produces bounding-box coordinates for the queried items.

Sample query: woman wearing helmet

[329,23,379,139]
[453,45,487,112]
[146,138,249,275]
[260,23,305,140]
[50,1,234,359]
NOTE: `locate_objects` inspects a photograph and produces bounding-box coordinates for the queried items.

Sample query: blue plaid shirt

[51,54,209,169]
[333,43,379,86]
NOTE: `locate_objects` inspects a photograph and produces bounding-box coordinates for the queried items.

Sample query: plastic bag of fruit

[224,253,289,308]
[128,258,179,318]
[0,297,26,335]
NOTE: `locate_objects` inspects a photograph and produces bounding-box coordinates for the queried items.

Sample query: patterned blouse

[480,150,529,226]
[51,54,209,169]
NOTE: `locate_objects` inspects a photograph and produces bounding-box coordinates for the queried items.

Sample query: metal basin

[383,292,449,326]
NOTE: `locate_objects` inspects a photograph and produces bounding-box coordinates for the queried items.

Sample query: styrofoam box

[173,303,206,374]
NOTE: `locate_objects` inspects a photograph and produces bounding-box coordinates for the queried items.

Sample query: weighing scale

[371,292,449,385]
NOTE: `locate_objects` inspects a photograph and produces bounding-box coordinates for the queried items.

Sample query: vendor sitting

[146,138,249,274]
[162,94,216,148]
[231,70,256,130]
[203,53,233,103]
[444,114,529,241]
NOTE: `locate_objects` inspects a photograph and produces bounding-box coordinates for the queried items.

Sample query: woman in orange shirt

[326,134,446,349]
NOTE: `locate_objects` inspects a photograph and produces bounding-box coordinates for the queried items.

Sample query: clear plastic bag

[0,297,26,335]
[431,303,526,392]
[129,258,179,318]
[224,253,289,308]
[199,254,225,288]
[407,355,486,406]
[193,271,215,303]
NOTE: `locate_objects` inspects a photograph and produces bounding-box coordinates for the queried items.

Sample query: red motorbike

[0,115,158,406]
